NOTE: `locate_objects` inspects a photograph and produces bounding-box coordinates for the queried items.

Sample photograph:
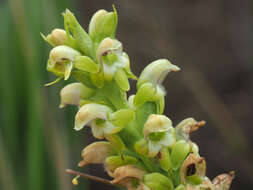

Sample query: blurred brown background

[0,0,252,190]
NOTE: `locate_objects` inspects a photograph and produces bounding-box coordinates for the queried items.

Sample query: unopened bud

[59,83,94,108]
[159,147,172,171]
[171,140,190,171]
[41,28,67,46]
[78,141,115,167]
[89,8,118,43]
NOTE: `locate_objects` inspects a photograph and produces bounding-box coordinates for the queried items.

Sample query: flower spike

[42,8,234,190]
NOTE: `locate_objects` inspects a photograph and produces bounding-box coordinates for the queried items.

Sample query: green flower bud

[186,175,203,186]
[105,155,138,176]
[143,114,176,157]
[171,140,190,171]
[47,45,81,80]
[59,83,95,108]
[63,9,93,57]
[143,173,173,190]
[137,59,180,89]
[134,139,149,156]
[89,7,118,43]
[74,56,99,73]
[212,171,235,190]
[78,141,115,167]
[111,165,147,190]
[176,118,206,141]
[159,147,172,171]
[41,28,67,46]
[114,68,130,91]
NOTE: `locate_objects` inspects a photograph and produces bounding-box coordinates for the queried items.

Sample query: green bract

[42,7,234,190]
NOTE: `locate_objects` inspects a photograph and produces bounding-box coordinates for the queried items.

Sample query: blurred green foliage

[0,0,89,190]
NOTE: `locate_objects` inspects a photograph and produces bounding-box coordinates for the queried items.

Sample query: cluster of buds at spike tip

[42,6,234,190]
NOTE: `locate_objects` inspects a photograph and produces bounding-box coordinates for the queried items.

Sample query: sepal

[171,140,190,170]
[63,9,93,57]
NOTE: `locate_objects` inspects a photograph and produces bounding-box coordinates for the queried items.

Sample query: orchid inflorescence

[42,7,234,190]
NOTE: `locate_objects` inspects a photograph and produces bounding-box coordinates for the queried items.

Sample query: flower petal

[91,120,123,139]
[159,129,176,148]
[148,141,162,158]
